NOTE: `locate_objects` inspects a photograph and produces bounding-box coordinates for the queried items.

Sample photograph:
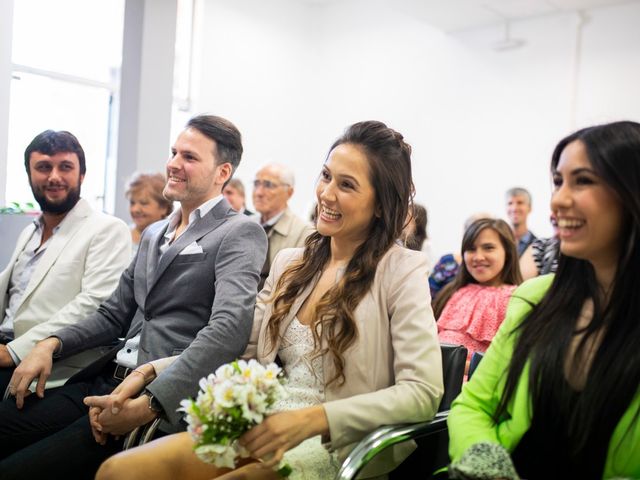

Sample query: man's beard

[31,183,82,214]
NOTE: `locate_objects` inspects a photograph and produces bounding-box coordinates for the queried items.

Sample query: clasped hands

[83,367,157,445]
[85,383,327,463]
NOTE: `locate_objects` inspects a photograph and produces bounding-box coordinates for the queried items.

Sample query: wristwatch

[143,390,163,414]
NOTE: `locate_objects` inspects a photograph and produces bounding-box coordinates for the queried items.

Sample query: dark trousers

[0,368,14,396]
[0,372,122,479]
[0,415,124,480]
[0,336,15,396]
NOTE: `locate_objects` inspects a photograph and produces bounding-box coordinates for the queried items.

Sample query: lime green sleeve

[447,275,554,461]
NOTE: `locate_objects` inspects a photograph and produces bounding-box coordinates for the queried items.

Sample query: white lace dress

[272,318,341,479]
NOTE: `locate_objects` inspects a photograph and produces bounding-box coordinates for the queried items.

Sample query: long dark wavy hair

[495,121,640,461]
[433,218,522,319]
[266,121,414,386]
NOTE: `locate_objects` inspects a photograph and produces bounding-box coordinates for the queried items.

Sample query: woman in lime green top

[447,121,640,480]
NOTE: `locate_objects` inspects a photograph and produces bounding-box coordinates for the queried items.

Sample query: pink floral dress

[437,283,516,357]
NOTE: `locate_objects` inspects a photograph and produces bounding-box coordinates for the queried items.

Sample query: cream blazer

[151,244,443,475]
[0,199,131,388]
[246,245,443,474]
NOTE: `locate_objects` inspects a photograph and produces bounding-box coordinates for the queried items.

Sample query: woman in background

[519,215,559,281]
[435,218,522,369]
[93,121,443,480]
[402,204,434,265]
[429,212,494,300]
[125,172,173,255]
[402,203,427,250]
[447,121,640,479]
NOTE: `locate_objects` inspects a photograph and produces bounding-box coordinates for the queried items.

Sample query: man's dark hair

[186,115,243,173]
[24,130,86,176]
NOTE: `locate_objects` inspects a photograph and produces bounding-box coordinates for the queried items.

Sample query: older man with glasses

[252,163,314,289]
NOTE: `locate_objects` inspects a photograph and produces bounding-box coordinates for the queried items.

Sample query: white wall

[195,0,316,217]
[113,0,178,220]
[0,1,14,206]
[193,0,640,259]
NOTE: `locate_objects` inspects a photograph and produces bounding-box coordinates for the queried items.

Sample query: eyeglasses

[253,179,289,190]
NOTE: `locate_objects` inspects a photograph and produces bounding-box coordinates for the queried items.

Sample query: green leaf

[232,360,241,374]
[277,463,293,477]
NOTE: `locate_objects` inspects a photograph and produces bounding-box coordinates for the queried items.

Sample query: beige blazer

[150,244,443,475]
[246,245,443,475]
[0,199,131,388]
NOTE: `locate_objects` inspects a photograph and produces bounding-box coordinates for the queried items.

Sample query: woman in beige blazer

[94,120,443,480]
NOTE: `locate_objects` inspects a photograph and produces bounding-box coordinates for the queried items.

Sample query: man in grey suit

[0,115,268,479]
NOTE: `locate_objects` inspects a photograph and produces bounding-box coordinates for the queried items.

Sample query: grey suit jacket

[54,199,268,426]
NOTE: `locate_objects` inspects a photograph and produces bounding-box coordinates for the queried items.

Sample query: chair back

[467,351,485,381]
[337,343,467,479]
[439,343,467,411]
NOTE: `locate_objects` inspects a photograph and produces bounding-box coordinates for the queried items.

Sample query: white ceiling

[302,0,640,32]
[402,0,640,32]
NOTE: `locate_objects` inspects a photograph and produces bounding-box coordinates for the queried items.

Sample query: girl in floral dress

[434,218,523,372]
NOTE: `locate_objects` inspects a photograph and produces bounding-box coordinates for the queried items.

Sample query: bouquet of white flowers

[180,359,291,476]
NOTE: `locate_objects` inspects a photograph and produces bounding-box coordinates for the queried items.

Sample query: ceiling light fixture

[492,20,526,51]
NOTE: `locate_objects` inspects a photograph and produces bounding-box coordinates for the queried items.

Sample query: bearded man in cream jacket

[0,130,130,392]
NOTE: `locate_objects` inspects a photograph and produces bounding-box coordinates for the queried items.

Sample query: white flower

[181,360,290,471]
[236,443,251,459]
[262,363,282,385]
[213,379,236,409]
[195,387,216,416]
[194,443,237,469]
[214,363,237,382]
[237,384,268,423]
[187,420,206,441]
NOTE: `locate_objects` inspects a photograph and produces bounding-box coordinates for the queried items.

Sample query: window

[170,0,196,142]
[7,0,124,211]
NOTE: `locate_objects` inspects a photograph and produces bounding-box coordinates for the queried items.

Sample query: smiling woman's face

[551,140,624,271]
[315,143,377,248]
[463,227,507,287]
[129,188,168,232]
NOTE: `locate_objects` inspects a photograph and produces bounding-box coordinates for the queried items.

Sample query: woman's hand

[83,363,156,443]
[87,363,156,415]
[239,406,329,468]
[109,364,156,412]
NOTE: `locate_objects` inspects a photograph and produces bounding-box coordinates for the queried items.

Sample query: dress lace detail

[273,318,340,479]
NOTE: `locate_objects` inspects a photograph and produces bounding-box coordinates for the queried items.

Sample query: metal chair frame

[334,411,449,480]
[123,417,162,450]
[333,343,467,479]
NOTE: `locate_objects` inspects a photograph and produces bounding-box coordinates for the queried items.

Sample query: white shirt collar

[262,209,286,228]
[163,195,224,245]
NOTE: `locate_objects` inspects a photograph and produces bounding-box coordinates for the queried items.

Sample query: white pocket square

[179,242,204,255]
